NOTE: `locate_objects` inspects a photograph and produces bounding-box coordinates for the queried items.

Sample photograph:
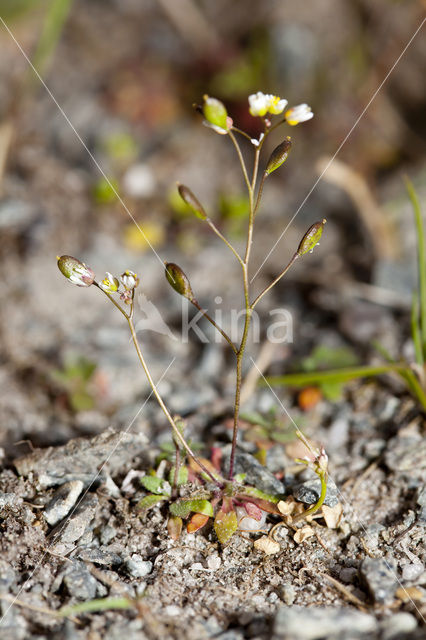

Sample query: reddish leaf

[187,513,210,534]
[244,501,263,521]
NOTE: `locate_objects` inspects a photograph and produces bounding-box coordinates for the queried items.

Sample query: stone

[360,557,398,604]
[63,561,99,600]
[222,446,286,495]
[74,547,122,567]
[14,427,149,488]
[44,480,84,526]
[384,436,426,483]
[293,477,339,507]
[0,493,22,509]
[125,554,152,578]
[273,606,377,639]
[380,612,417,640]
[51,494,98,551]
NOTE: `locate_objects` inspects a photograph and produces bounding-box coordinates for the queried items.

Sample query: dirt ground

[0,1,425,638]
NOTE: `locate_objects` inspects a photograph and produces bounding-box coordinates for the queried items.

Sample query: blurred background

[0,0,425,457]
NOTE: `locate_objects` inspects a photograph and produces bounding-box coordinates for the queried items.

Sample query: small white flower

[248,92,288,117]
[249,92,270,117]
[121,269,140,290]
[285,103,314,126]
[99,272,119,293]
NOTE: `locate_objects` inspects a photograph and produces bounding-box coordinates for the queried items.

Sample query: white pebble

[402,562,424,581]
[207,555,221,571]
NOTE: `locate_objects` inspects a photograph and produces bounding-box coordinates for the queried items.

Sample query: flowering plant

[57,91,327,545]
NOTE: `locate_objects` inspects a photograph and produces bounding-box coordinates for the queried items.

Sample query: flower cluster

[57,256,140,304]
[248,91,313,125]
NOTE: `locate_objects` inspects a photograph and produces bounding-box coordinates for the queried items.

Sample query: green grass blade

[263,363,405,387]
[32,0,74,79]
[405,176,426,357]
[411,292,424,366]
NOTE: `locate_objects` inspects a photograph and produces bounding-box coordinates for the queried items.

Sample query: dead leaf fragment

[395,586,424,602]
[254,536,280,555]
[294,525,315,544]
[277,499,296,516]
[322,502,343,529]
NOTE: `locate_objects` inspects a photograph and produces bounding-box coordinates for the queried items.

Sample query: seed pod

[203,95,228,131]
[177,183,207,220]
[265,137,292,175]
[165,262,195,301]
[297,219,326,256]
[57,255,95,287]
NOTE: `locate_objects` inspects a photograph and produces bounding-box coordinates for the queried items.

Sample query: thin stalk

[94,284,222,488]
[172,445,181,498]
[251,252,299,309]
[411,292,424,366]
[205,217,244,267]
[127,316,222,486]
[228,130,251,194]
[191,299,238,354]
[405,176,426,355]
[231,126,253,142]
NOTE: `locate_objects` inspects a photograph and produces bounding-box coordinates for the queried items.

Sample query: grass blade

[263,364,406,387]
[411,292,424,366]
[405,176,426,357]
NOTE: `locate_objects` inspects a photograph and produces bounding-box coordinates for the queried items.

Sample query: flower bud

[165,262,194,301]
[57,255,95,287]
[285,103,313,126]
[177,183,207,220]
[297,219,326,256]
[202,95,228,131]
[99,272,119,293]
[120,270,139,290]
[265,137,292,175]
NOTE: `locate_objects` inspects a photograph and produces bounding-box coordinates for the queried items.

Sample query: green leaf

[168,465,189,486]
[138,494,168,510]
[169,499,213,518]
[214,509,238,544]
[320,381,345,401]
[301,344,359,372]
[140,476,171,496]
[240,486,279,503]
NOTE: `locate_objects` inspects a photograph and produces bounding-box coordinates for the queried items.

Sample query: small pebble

[44,480,84,526]
[402,562,424,581]
[125,555,152,578]
[206,555,221,571]
[294,477,338,507]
